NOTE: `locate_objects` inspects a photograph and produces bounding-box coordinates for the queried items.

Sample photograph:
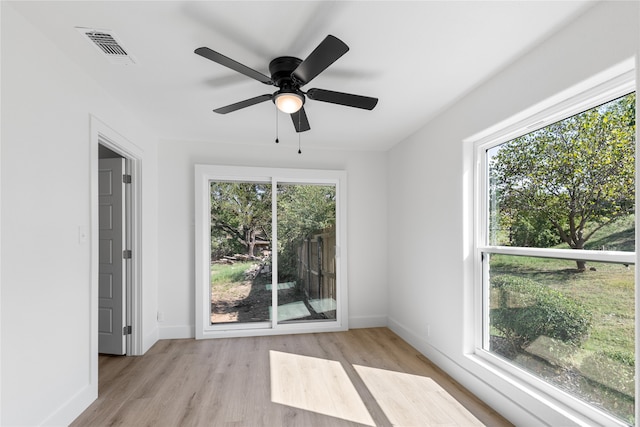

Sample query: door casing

[90,116,143,362]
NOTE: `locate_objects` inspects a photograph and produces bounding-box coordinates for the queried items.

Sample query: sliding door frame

[195,165,348,339]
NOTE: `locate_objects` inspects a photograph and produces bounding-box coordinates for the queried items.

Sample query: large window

[475,74,636,425]
[195,166,347,339]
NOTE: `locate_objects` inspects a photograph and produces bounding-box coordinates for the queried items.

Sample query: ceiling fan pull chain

[298,113,302,154]
[275,107,279,143]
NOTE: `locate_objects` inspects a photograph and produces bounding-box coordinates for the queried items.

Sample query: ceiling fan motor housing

[268,56,303,87]
[269,56,306,109]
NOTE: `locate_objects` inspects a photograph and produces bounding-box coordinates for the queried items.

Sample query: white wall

[0,4,159,425]
[3,0,636,425]
[388,2,639,426]
[156,139,388,338]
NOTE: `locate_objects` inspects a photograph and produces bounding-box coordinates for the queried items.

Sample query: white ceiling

[10,1,593,151]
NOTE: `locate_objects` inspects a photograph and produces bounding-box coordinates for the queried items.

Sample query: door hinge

[123,325,132,335]
[123,174,132,184]
[123,249,132,259]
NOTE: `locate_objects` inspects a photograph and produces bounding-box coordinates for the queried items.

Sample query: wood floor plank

[71,328,513,427]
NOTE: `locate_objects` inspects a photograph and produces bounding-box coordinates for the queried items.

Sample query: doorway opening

[90,116,144,358]
[89,117,144,403]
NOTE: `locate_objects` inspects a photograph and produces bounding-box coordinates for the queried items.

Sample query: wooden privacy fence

[297,227,336,301]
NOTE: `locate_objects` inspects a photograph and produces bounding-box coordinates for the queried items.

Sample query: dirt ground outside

[210,262,333,324]
[211,273,272,323]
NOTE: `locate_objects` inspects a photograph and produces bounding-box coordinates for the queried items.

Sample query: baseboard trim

[39,383,96,427]
[348,314,387,329]
[142,327,159,354]
[387,316,425,349]
[158,317,387,339]
[158,324,195,340]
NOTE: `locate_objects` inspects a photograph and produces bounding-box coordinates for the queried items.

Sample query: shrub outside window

[478,91,636,424]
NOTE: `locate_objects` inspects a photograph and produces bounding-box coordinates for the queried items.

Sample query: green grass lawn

[211,261,254,286]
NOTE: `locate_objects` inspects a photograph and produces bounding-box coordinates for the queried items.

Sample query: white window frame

[466,60,637,426]
[195,164,348,339]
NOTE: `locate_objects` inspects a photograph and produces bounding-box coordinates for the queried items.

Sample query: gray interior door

[98,158,126,355]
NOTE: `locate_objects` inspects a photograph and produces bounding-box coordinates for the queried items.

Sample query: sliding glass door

[195,166,347,339]
[209,181,272,325]
[276,183,337,324]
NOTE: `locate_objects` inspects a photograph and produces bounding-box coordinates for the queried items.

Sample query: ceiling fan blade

[306,88,378,110]
[213,94,273,114]
[291,107,311,133]
[292,35,349,85]
[195,47,273,85]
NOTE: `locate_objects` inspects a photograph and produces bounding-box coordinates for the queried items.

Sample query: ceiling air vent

[76,27,136,65]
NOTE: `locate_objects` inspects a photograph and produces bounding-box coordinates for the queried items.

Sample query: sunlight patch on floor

[354,365,484,426]
[270,351,375,426]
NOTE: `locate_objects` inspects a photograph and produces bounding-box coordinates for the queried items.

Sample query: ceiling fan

[195,35,378,133]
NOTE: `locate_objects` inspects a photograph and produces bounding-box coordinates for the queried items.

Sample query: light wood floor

[72,328,513,426]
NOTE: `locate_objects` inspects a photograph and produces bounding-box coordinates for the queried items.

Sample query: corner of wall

[349,315,388,329]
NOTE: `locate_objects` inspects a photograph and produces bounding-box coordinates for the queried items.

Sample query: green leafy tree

[491,93,635,270]
[510,212,563,248]
[277,184,336,280]
[210,182,272,259]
